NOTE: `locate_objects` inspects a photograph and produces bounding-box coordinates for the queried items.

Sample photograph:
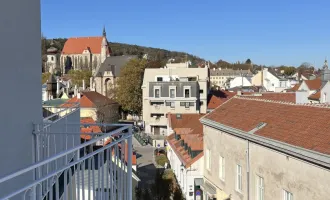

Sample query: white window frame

[206,149,211,171]
[283,190,293,200]
[219,156,225,181]
[183,86,191,98]
[169,86,176,98]
[256,175,264,200]
[154,86,161,98]
[236,164,242,192]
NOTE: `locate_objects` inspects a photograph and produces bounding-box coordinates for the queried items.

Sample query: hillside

[42,38,205,66]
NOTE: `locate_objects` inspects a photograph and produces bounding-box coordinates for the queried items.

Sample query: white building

[252,68,290,92]
[166,113,204,200]
[228,76,252,89]
[142,66,209,135]
[210,68,252,89]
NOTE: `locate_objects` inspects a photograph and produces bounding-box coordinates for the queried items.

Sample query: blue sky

[41,0,330,67]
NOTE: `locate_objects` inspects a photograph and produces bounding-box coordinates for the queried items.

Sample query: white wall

[229,77,252,88]
[167,144,203,200]
[320,82,330,103]
[0,0,42,197]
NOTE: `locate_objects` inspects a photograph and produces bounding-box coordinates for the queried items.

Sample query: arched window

[51,56,54,61]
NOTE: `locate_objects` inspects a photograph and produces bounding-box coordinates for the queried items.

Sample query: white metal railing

[0,104,133,200]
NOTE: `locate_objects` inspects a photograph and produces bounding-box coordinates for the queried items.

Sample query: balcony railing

[0,104,133,200]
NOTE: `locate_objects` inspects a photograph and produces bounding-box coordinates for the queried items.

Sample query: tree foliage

[245,58,252,65]
[115,58,146,114]
[42,72,51,84]
[68,70,92,87]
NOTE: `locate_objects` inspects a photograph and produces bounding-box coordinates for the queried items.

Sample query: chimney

[77,92,81,99]
[74,85,77,96]
[237,90,242,96]
[56,79,60,95]
[82,79,85,90]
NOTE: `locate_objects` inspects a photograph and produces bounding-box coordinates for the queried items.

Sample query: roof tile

[204,97,330,155]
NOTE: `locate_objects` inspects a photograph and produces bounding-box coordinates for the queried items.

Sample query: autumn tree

[68,70,92,87]
[115,58,146,115]
[172,187,184,200]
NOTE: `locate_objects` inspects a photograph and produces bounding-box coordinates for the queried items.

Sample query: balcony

[150,104,167,113]
[149,116,167,126]
[0,104,133,200]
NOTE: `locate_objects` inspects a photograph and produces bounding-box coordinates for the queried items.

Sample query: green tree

[68,70,92,87]
[173,187,184,200]
[245,58,252,65]
[115,58,146,114]
[42,72,51,84]
[151,169,172,200]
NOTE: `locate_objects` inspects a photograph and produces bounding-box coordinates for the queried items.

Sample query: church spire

[103,26,106,37]
[324,57,328,70]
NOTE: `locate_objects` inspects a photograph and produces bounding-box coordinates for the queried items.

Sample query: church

[60,27,111,74]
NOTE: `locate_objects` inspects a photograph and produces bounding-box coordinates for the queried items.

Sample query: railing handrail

[43,102,79,122]
[0,124,131,185]
[0,131,132,200]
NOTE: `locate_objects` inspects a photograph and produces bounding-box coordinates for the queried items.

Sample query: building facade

[252,68,290,92]
[142,66,209,135]
[90,55,136,96]
[166,114,204,200]
[210,68,252,89]
[60,27,111,74]
[200,96,330,200]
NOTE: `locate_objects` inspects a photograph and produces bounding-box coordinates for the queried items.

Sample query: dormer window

[157,77,163,82]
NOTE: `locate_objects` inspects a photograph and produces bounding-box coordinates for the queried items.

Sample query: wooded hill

[42,38,205,66]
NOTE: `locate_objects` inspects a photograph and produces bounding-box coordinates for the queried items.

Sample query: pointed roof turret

[103,26,106,37]
[323,58,328,70]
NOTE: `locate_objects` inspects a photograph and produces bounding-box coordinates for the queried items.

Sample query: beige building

[90,55,136,96]
[60,27,110,73]
[142,65,209,135]
[200,96,330,200]
[210,68,252,89]
[61,91,119,123]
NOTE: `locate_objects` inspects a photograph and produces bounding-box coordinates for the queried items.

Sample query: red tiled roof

[291,83,301,91]
[62,37,111,55]
[308,91,321,100]
[204,97,330,155]
[304,78,322,90]
[207,90,235,109]
[80,117,102,140]
[242,93,296,103]
[167,113,204,168]
[61,91,116,108]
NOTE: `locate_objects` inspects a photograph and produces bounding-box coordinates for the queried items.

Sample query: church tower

[100,26,108,64]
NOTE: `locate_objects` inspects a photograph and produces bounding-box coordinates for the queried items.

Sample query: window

[236,165,242,192]
[155,89,160,98]
[170,102,175,108]
[185,102,190,108]
[184,89,190,98]
[51,56,54,61]
[189,102,194,106]
[206,149,211,170]
[283,190,293,200]
[256,176,264,200]
[199,89,204,94]
[219,156,225,180]
[170,89,175,98]
[157,77,163,82]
